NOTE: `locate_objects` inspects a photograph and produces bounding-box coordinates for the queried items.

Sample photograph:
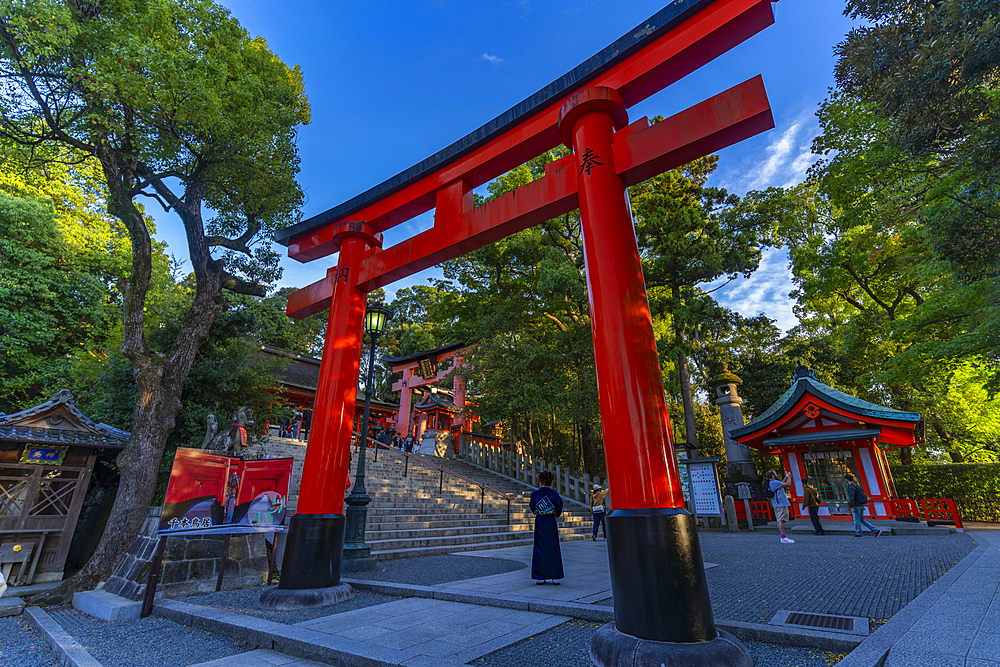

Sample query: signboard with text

[688,462,721,515]
[678,457,724,517]
[158,448,292,535]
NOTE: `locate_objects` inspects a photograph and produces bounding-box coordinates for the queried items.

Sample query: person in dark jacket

[846,473,882,537]
[529,470,564,584]
[803,477,825,535]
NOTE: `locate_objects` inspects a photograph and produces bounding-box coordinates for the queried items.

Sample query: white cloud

[707,247,798,334]
[482,53,504,67]
[729,109,818,193]
[518,0,532,12]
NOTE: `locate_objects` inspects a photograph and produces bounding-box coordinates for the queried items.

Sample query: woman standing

[529,470,564,584]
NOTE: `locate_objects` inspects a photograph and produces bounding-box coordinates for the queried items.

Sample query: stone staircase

[344,446,594,560]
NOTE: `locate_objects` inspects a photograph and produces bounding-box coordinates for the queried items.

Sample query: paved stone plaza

[3,527,994,667]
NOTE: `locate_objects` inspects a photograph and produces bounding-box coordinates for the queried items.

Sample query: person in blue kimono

[529,470,564,585]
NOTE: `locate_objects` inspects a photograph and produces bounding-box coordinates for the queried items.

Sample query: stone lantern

[709,363,756,478]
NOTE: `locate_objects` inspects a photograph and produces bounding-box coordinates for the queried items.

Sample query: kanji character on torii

[267,1,777,664]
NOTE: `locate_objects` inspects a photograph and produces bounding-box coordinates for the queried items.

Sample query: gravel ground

[179,587,401,625]
[49,607,251,667]
[471,619,845,667]
[593,532,975,628]
[348,553,526,585]
[0,616,58,667]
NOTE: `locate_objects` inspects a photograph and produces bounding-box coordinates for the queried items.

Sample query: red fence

[891,498,920,521]
[748,501,774,522]
[919,498,964,529]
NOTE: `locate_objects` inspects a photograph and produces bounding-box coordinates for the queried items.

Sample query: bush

[891,464,1000,502]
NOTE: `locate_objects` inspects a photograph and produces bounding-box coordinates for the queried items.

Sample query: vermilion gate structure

[272,1,777,663]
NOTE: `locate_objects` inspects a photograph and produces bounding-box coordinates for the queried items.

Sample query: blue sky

[152,0,857,332]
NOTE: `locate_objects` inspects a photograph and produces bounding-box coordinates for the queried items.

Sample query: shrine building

[730,364,924,521]
[0,391,128,585]
[259,345,399,439]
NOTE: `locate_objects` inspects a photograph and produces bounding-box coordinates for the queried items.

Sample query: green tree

[631,155,768,452]
[828,0,1000,399]
[0,191,118,408]
[0,0,309,600]
[837,0,1000,283]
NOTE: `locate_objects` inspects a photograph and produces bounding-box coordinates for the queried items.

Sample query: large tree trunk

[899,446,913,465]
[931,421,964,462]
[677,349,698,454]
[33,164,226,604]
[671,281,697,454]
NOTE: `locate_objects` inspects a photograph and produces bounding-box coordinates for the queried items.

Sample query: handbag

[592,504,605,513]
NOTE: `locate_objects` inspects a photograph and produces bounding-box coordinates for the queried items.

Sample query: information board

[688,462,721,515]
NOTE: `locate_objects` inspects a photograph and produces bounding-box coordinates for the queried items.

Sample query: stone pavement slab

[444,539,614,603]
[837,526,1000,667]
[0,596,25,617]
[23,606,103,667]
[72,590,141,621]
[191,648,332,666]
[297,597,568,663]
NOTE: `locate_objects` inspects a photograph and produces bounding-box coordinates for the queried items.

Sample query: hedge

[891,464,1000,503]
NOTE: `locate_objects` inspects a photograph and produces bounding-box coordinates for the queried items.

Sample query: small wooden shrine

[0,391,128,584]
[730,364,924,521]
[413,389,461,437]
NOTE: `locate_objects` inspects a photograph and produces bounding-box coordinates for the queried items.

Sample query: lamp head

[364,302,393,337]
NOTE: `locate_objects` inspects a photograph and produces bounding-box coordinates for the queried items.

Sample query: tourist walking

[846,473,882,537]
[529,470,564,584]
[590,483,607,540]
[803,476,825,535]
[766,469,795,544]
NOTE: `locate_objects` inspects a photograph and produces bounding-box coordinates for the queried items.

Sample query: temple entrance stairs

[345,446,594,560]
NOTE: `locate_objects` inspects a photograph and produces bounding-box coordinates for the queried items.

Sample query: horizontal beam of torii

[279,0,775,319]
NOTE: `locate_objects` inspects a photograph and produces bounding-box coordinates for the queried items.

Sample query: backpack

[764,481,776,499]
[852,484,868,506]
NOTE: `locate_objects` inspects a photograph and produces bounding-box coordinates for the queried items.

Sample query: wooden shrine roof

[0,390,129,450]
[731,364,922,451]
[414,392,459,414]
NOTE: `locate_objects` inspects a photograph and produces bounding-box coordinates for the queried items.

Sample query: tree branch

[221,272,266,297]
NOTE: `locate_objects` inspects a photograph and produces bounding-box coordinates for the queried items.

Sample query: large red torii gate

[270,1,776,663]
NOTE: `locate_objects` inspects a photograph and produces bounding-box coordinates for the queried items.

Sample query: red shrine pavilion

[731,364,924,521]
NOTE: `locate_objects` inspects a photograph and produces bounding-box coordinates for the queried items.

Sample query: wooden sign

[19,445,68,465]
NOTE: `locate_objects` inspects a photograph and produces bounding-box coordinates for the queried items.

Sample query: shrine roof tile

[383,342,465,367]
[731,367,920,439]
[0,424,127,449]
[0,390,129,450]
[415,393,459,412]
[762,427,883,447]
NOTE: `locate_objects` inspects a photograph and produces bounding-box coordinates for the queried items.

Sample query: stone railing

[458,436,609,508]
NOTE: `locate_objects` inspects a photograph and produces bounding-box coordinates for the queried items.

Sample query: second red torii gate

[272,1,776,664]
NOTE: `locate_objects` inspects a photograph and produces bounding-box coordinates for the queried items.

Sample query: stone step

[366,515,592,531]
[367,520,593,541]
[367,525,592,552]
[371,532,589,560]
[365,508,591,522]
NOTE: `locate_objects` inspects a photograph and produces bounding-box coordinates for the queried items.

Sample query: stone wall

[259,436,309,513]
[104,508,269,601]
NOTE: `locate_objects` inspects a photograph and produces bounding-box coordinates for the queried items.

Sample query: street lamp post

[342,303,392,570]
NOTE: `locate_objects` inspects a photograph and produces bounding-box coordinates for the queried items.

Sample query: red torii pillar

[269,1,776,663]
